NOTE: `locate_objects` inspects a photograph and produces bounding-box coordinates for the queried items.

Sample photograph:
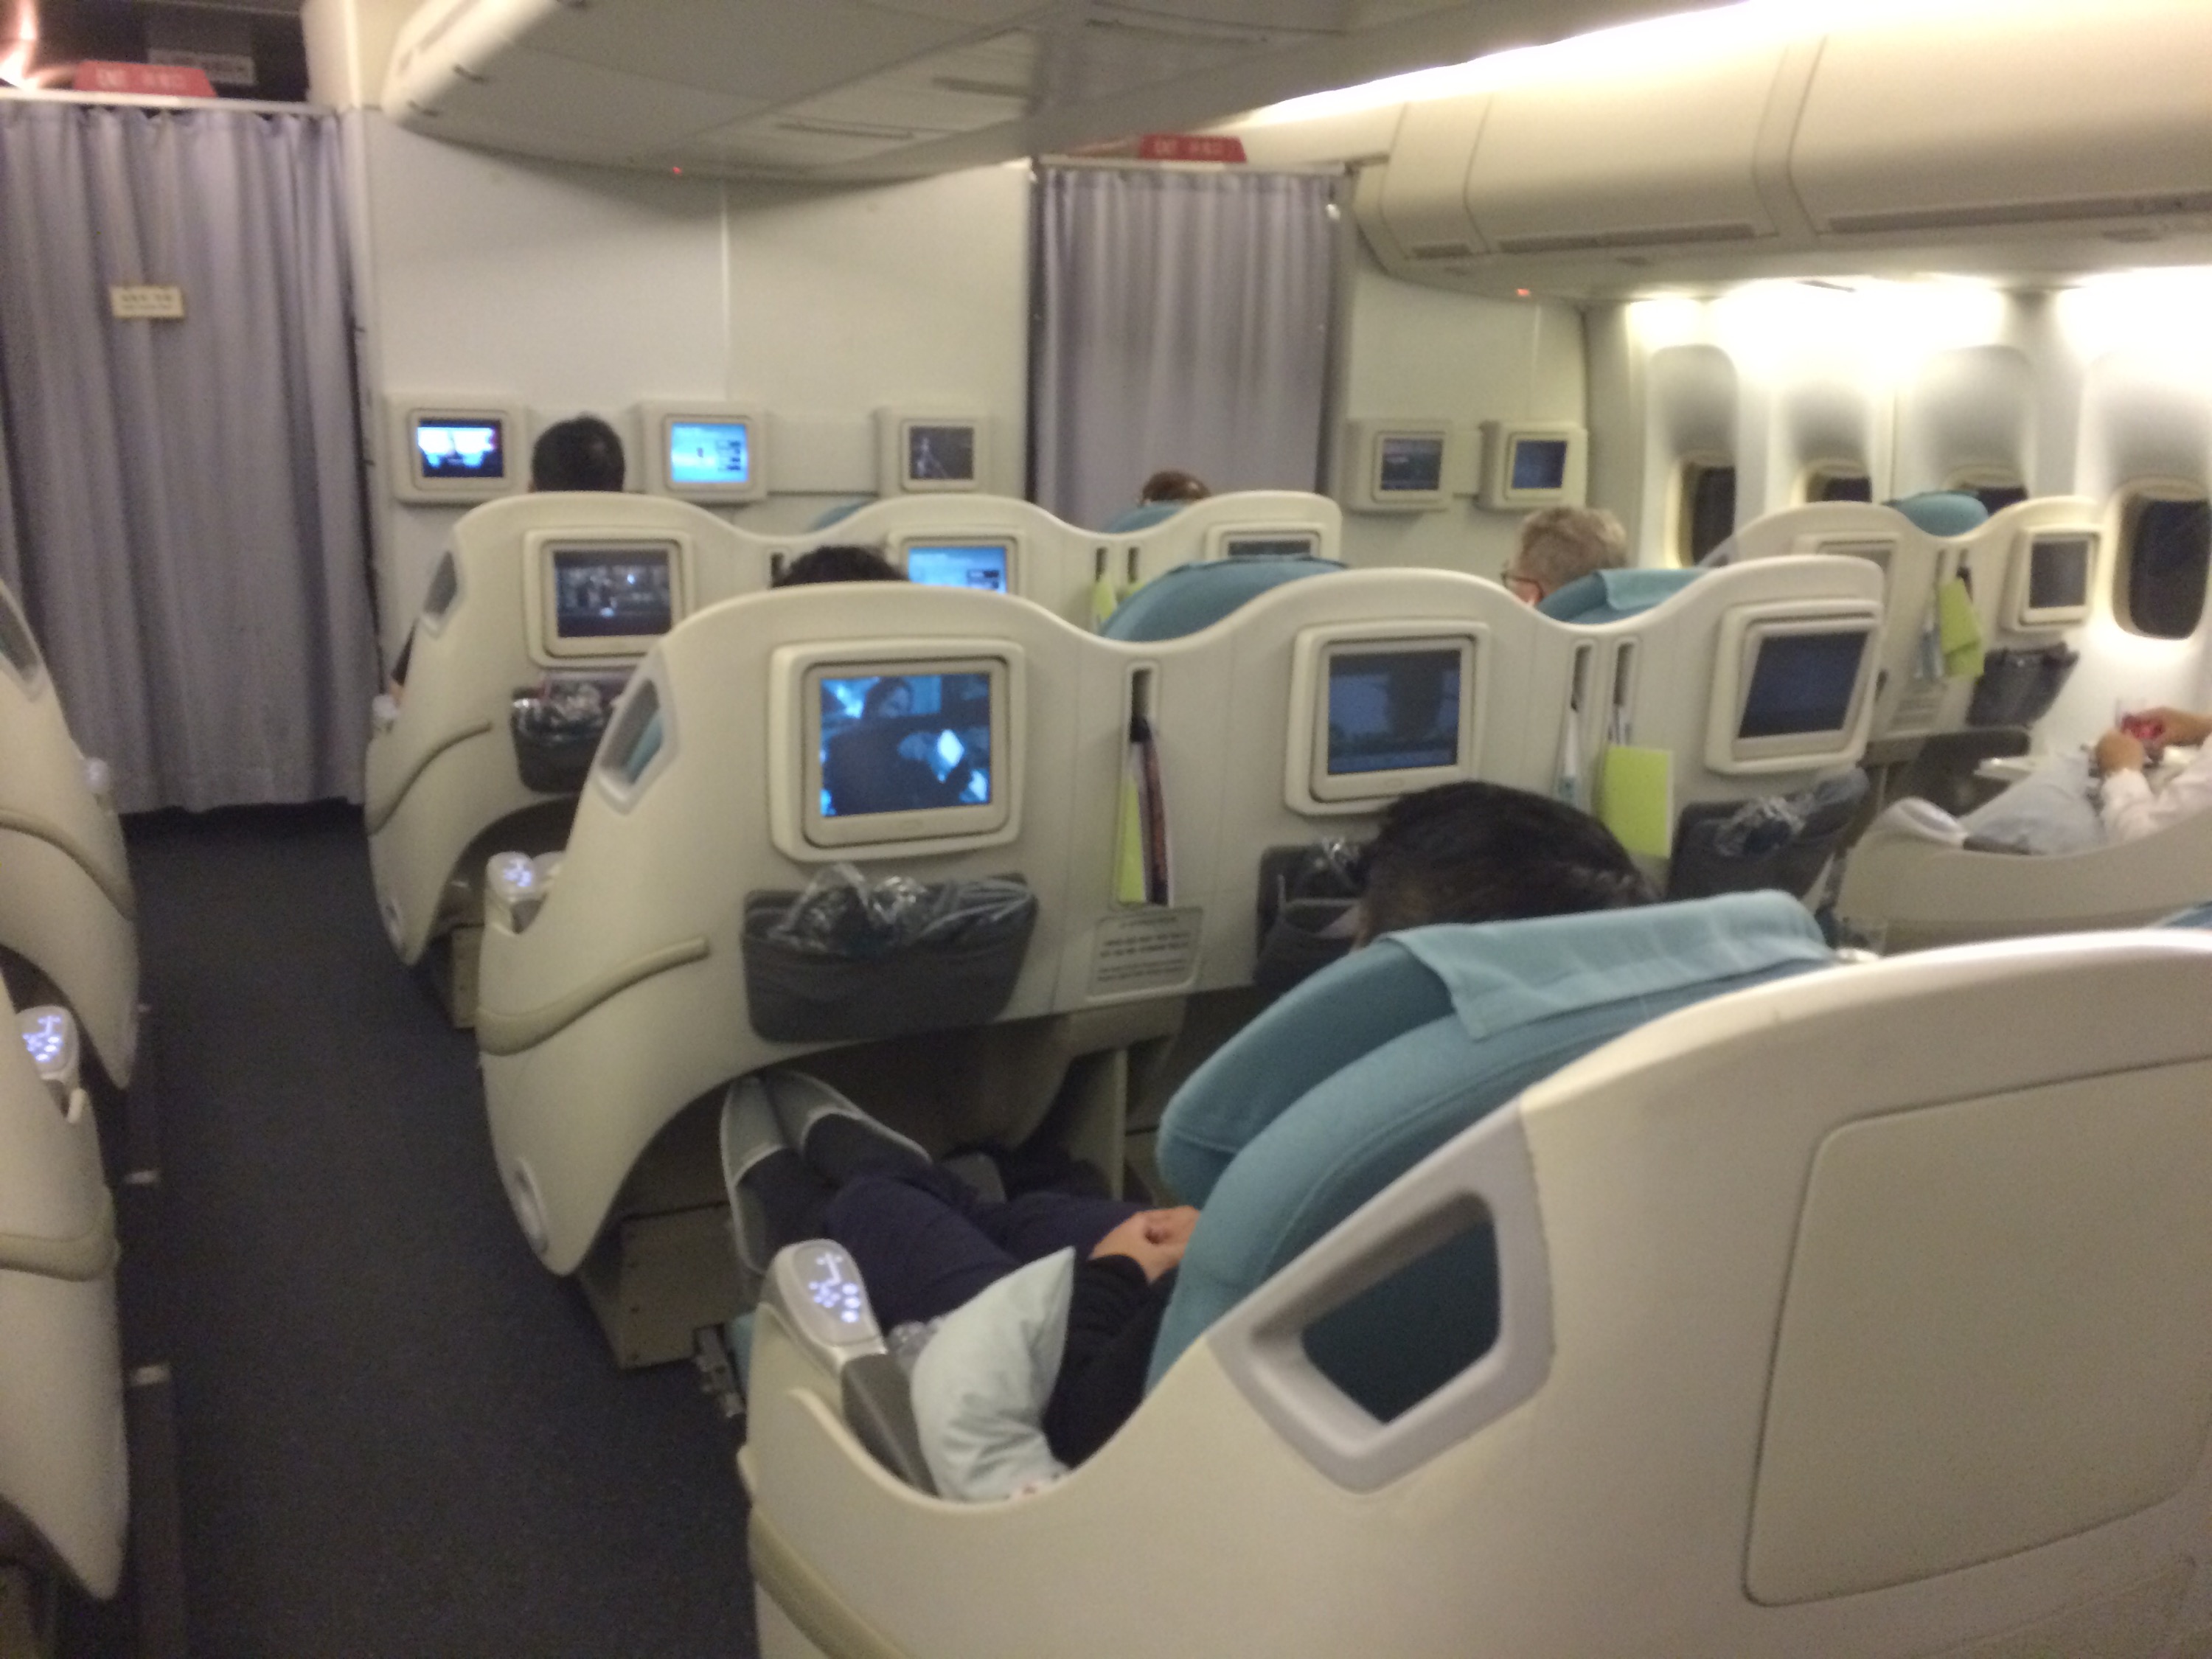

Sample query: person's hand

[2096,729,2147,776]
[2141,707,2212,748]
[1091,1206,1199,1281]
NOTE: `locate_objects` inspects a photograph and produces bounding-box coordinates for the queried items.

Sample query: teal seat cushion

[1147,892,1834,1408]
[807,499,868,531]
[1099,556,1343,643]
[1101,501,1189,535]
[1537,566,1701,622]
[1886,491,1989,538]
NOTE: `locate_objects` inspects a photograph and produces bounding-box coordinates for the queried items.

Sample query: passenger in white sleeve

[2093,706,2212,843]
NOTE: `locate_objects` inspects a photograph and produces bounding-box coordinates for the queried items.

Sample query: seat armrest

[841,1352,937,1495]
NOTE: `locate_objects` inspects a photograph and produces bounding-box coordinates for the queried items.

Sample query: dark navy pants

[824,1164,1145,1329]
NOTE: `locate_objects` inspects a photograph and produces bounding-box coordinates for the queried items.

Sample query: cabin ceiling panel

[438,46,768,151]
[383,0,1656,181]
[524,0,981,102]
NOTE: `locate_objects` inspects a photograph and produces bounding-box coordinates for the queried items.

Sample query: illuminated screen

[1377,436,1444,493]
[819,672,993,816]
[1510,438,1569,493]
[1326,649,1462,775]
[2029,535,2091,612]
[905,544,1008,592]
[907,425,975,484]
[552,548,674,640]
[1738,631,1867,740]
[416,418,504,481]
[669,420,751,487]
[1225,535,1316,560]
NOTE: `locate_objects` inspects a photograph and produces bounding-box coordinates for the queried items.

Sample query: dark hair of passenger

[1139,468,1211,504]
[1357,782,1652,941]
[530,415,626,492]
[773,544,907,588]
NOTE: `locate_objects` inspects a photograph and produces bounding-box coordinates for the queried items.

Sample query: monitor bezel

[1286,623,1487,813]
[642,402,768,503]
[896,535,1020,595]
[1480,420,1587,509]
[1206,527,1324,562]
[1703,600,1882,776]
[899,420,982,493]
[1342,420,1456,512]
[770,640,1024,860]
[526,532,690,664]
[874,408,987,495]
[391,400,527,504]
[2008,526,2097,631]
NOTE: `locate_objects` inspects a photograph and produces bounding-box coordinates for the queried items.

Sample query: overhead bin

[1462,39,1798,257]
[1351,0,2212,296]
[1791,2,2212,240]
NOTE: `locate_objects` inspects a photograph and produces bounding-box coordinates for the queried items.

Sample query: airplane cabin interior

[3,0,2212,1654]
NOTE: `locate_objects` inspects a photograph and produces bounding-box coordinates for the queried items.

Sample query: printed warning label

[1088,907,1203,998]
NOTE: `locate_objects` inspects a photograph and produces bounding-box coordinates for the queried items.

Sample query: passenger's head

[1139,469,1211,505]
[774,544,905,588]
[1505,506,1629,604]
[861,677,913,720]
[530,415,626,493]
[1354,782,1652,945]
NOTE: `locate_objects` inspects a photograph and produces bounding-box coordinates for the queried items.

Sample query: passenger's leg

[824,1167,1024,1327]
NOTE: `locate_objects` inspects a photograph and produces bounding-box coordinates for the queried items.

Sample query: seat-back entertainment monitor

[799,654,1013,849]
[1288,627,1483,810]
[1479,420,1587,509]
[418,417,505,484]
[1708,610,1879,773]
[669,420,751,490]
[903,543,1009,593]
[1509,437,1569,494]
[2009,529,2095,630]
[642,402,768,502]
[875,409,986,494]
[535,538,684,659]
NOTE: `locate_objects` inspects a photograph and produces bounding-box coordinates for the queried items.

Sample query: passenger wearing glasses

[1501,505,1630,606]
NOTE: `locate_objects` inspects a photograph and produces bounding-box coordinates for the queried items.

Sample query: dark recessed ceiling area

[9,0,309,102]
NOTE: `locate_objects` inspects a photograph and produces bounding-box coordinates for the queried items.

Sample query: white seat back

[745,931,2212,1659]
[0,582,139,1084]
[366,493,773,961]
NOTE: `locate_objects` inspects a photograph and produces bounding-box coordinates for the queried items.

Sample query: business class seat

[1098,501,1186,535]
[1834,796,2212,951]
[0,582,139,1088]
[1097,554,1343,642]
[365,493,773,971]
[740,912,2212,1659]
[0,988,127,1610]
[1533,566,1700,623]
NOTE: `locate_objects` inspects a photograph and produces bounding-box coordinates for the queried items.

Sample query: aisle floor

[125,803,754,1658]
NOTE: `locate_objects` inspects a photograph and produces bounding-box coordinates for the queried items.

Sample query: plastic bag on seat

[742,867,1037,1042]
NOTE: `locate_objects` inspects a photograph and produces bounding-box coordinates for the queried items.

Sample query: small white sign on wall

[109,285,186,321]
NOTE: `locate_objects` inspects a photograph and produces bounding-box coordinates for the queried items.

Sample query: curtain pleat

[0,101,375,812]
[1033,166,1338,532]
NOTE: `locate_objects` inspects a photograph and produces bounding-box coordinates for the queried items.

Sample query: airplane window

[1815,471,1873,504]
[1679,462,1736,566]
[1968,482,2028,515]
[2121,493,2211,641]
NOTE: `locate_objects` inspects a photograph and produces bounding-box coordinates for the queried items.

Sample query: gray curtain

[1033,166,1338,532]
[0,100,375,812]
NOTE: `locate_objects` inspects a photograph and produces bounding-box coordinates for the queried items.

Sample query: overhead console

[1352,0,2212,297]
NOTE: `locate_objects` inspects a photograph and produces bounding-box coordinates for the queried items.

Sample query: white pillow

[909,1248,1076,1502]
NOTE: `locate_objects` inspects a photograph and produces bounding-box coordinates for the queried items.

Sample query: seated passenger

[1502,505,1629,605]
[1892,705,2212,855]
[773,543,905,588]
[1139,468,1209,507]
[387,413,627,696]
[729,782,1653,1469]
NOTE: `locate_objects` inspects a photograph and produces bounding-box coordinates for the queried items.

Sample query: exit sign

[73,60,217,99]
[1137,134,1247,164]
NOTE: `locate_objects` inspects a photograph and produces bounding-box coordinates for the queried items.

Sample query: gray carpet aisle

[125,803,755,1659]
